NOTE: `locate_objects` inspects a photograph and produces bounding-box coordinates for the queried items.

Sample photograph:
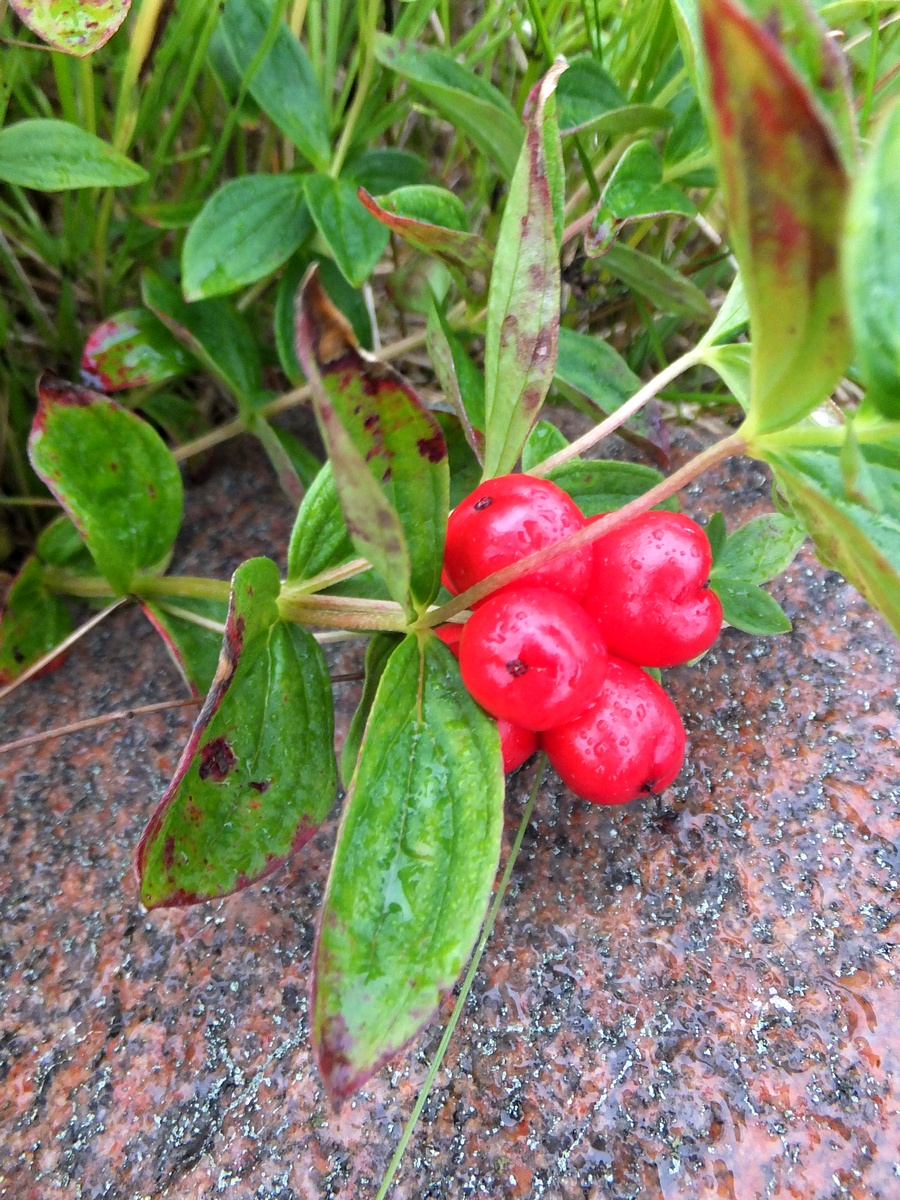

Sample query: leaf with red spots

[313,635,503,1106]
[81,308,196,392]
[136,558,338,908]
[294,266,449,612]
[699,0,851,436]
[27,375,183,594]
[482,62,565,478]
[357,187,493,289]
[0,557,71,685]
[8,0,130,56]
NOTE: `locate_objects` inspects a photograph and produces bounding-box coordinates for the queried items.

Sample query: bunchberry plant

[2,5,899,1175]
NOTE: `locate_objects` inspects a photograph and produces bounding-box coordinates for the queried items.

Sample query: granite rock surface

[1,436,897,1200]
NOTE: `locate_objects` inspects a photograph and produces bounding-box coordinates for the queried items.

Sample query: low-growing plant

[2,0,900,1185]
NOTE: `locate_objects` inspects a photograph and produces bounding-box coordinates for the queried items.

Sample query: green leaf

[28,376,184,594]
[142,270,262,406]
[756,433,900,637]
[556,55,671,137]
[295,268,449,610]
[304,174,390,287]
[698,273,749,347]
[522,421,569,472]
[713,579,792,635]
[287,463,356,583]
[843,101,900,421]
[344,148,428,194]
[138,392,213,452]
[276,252,373,382]
[482,63,565,478]
[0,119,147,190]
[699,0,851,434]
[546,459,676,516]
[81,308,195,392]
[221,0,330,170]
[374,36,522,180]
[182,175,312,300]
[358,188,493,284]
[36,516,95,574]
[555,326,641,413]
[312,635,503,1105]
[699,342,752,410]
[141,598,228,696]
[0,557,71,685]
[340,633,403,787]
[136,558,337,908]
[426,304,485,463]
[711,513,806,584]
[588,140,696,254]
[597,242,712,320]
[705,511,727,563]
[8,0,129,56]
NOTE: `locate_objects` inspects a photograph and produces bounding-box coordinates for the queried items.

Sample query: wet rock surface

[1,435,898,1200]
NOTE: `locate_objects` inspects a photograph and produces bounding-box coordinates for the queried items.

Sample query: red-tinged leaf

[358,187,494,286]
[9,0,130,56]
[295,266,449,612]
[313,635,503,1106]
[136,558,337,908]
[141,598,228,697]
[28,375,183,594]
[699,0,851,435]
[482,62,565,478]
[81,308,195,392]
[0,557,71,685]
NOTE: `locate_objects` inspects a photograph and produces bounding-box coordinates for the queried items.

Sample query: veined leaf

[0,120,146,190]
[287,463,356,584]
[711,513,806,584]
[757,431,900,637]
[714,579,792,634]
[426,304,485,463]
[358,188,493,283]
[555,327,641,414]
[142,270,262,407]
[556,55,671,137]
[136,558,337,908]
[522,421,569,472]
[699,0,851,434]
[276,252,373,383]
[9,0,130,56]
[313,635,503,1105]
[182,174,312,300]
[588,140,696,255]
[340,632,403,786]
[221,0,330,170]
[81,309,195,392]
[598,241,712,320]
[0,558,71,685]
[304,174,390,287]
[546,459,677,516]
[28,376,183,594]
[142,598,228,697]
[295,267,448,611]
[843,101,900,421]
[482,62,565,478]
[374,36,522,180]
[698,273,749,347]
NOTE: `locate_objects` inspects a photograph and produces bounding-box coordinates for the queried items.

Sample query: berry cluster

[439,475,723,805]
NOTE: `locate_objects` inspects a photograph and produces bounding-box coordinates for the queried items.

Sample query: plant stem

[0,697,202,757]
[43,569,232,603]
[373,757,547,1200]
[529,347,705,475]
[422,432,746,627]
[278,590,409,632]
[329,0,381,177]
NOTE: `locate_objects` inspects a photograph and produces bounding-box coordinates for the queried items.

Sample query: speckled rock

[1,433,897,1200]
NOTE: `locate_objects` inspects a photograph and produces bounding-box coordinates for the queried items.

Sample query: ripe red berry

[459,586,608,731]
[582,511,722,668]
[542,657,686,806]
[443,475,593,602]
[498,719,537,773]
[434,623,463,657]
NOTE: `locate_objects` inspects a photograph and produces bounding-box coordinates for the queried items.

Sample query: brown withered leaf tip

[296,265,360,368]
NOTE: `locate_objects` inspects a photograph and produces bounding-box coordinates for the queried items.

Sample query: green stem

[530,347,704,475]
[329,0,380,177]
[751,420,900,450]
[43,569,232,603]
[373,757,547,1200]
[278,590,409,632]
[422,432,746,627]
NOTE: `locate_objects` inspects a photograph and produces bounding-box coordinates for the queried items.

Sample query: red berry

[434,623,463,657]
[542,657,686,806]
[498,719,537,773]
[443,475,593,602]
[582,511,722,667]
[459,586,608,731]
